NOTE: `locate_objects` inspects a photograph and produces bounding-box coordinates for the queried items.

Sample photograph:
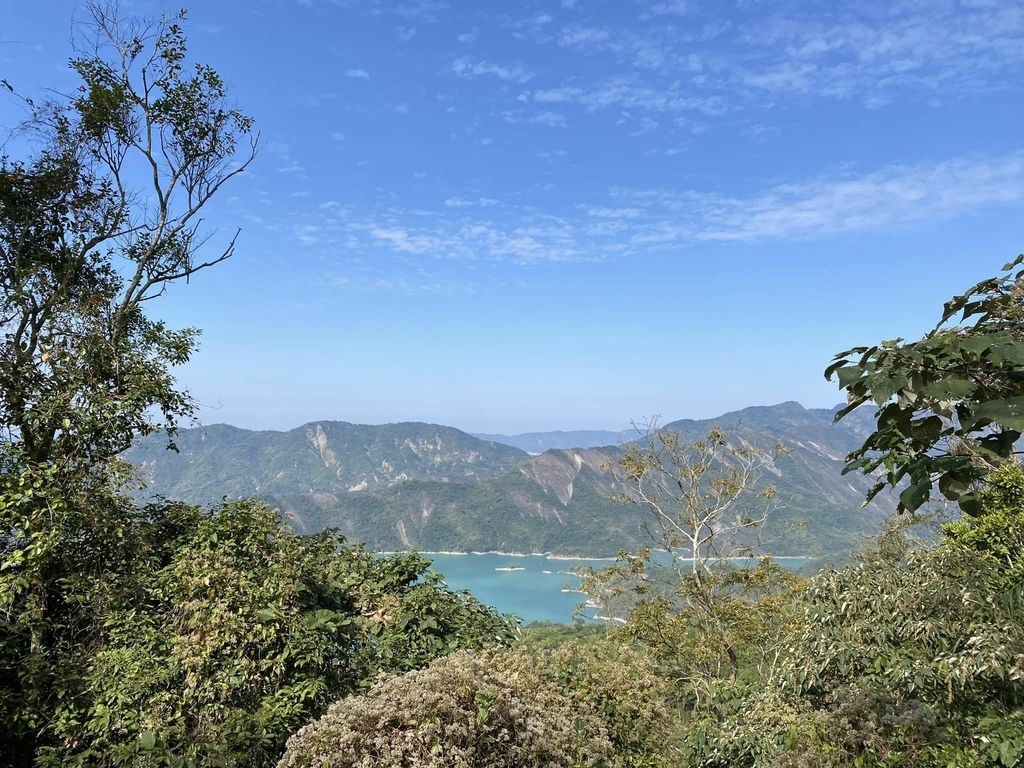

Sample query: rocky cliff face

[516,449,621,506]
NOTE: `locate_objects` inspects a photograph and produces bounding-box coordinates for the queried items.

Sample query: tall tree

[1,3,257,482]
[0,3,256,756]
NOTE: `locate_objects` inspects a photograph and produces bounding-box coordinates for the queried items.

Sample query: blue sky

[1,0,1021,433]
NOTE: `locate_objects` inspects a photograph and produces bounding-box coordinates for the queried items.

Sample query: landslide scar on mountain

[307,424,339,469]
[518,449,619,506]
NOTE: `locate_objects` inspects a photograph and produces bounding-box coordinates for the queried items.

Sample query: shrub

[278,642,675,768]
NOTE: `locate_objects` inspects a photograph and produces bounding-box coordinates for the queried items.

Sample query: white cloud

[393,1,447,23]
[345,68,371,79]
[651,152,1024,242]
[451,56,533,84]
[285,153,1021,271]
[642,1,689,18]
[587,207,644,219]
[534,77,726,115]
[444,197,500,208]
[330,272,477,295]
[531,111,567,127]
[369,227,442,254]
[515,0,1022,118]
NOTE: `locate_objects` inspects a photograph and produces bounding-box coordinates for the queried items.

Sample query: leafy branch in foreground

[827,254,1024,514]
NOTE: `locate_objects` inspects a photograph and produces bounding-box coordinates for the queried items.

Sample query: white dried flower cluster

[277,643,673,768]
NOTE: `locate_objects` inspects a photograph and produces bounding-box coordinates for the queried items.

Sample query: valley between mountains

[125,401,894,557]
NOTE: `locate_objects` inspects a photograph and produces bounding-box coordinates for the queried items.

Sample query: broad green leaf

[922,378,976,400]
[898,480,931,513]
[974,397,1024,432]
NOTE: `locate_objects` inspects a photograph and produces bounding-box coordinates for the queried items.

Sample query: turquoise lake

[416,553,812,624]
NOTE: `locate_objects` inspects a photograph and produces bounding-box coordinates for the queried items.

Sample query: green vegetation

[828,256,1024,514]
[681,467,1024,767]
[1,499,513,765]
[278,643,675,768]
[0,7,511,765]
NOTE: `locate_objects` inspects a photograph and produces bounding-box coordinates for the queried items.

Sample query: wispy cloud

[345,68,371,79]
[694,153,1024,241]
[532,77,726,115]
[330,271,477,295]
[642,1,689,19]
[362,152,1021,262]
[444,197,501,208]
[516,0,1022,119]
[611,152,1024,242]
[451,56,534,84]
[393,0,447,23]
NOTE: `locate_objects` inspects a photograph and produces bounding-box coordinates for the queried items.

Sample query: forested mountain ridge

[126,420,528,500]
[126,402,895,556]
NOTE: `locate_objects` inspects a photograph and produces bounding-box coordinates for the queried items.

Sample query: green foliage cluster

[684,468,1024,767]
[277,642,676,768]
[0,496,514,766]
[829,255,1024,513]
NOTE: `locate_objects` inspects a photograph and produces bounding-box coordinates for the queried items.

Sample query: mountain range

[124,402,894,557]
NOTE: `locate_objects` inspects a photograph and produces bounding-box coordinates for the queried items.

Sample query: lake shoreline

[380,549,816,562]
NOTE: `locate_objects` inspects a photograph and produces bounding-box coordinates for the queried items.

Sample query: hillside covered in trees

[125,402,893,557]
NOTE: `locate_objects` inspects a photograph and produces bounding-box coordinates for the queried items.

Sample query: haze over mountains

[470,430,634,454]
[125,402,893,557]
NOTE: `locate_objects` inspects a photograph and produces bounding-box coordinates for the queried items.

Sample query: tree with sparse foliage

[578,424,793,695]
[828,255,1024,514]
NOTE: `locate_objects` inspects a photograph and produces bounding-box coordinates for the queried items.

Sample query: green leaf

[987,343,1024,366]
[898,481,931,513]
[836,365,865,389]
[139,731,156,751]
[974,396,1024,432]
[937,472,970,500]
[921,378,976,400]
